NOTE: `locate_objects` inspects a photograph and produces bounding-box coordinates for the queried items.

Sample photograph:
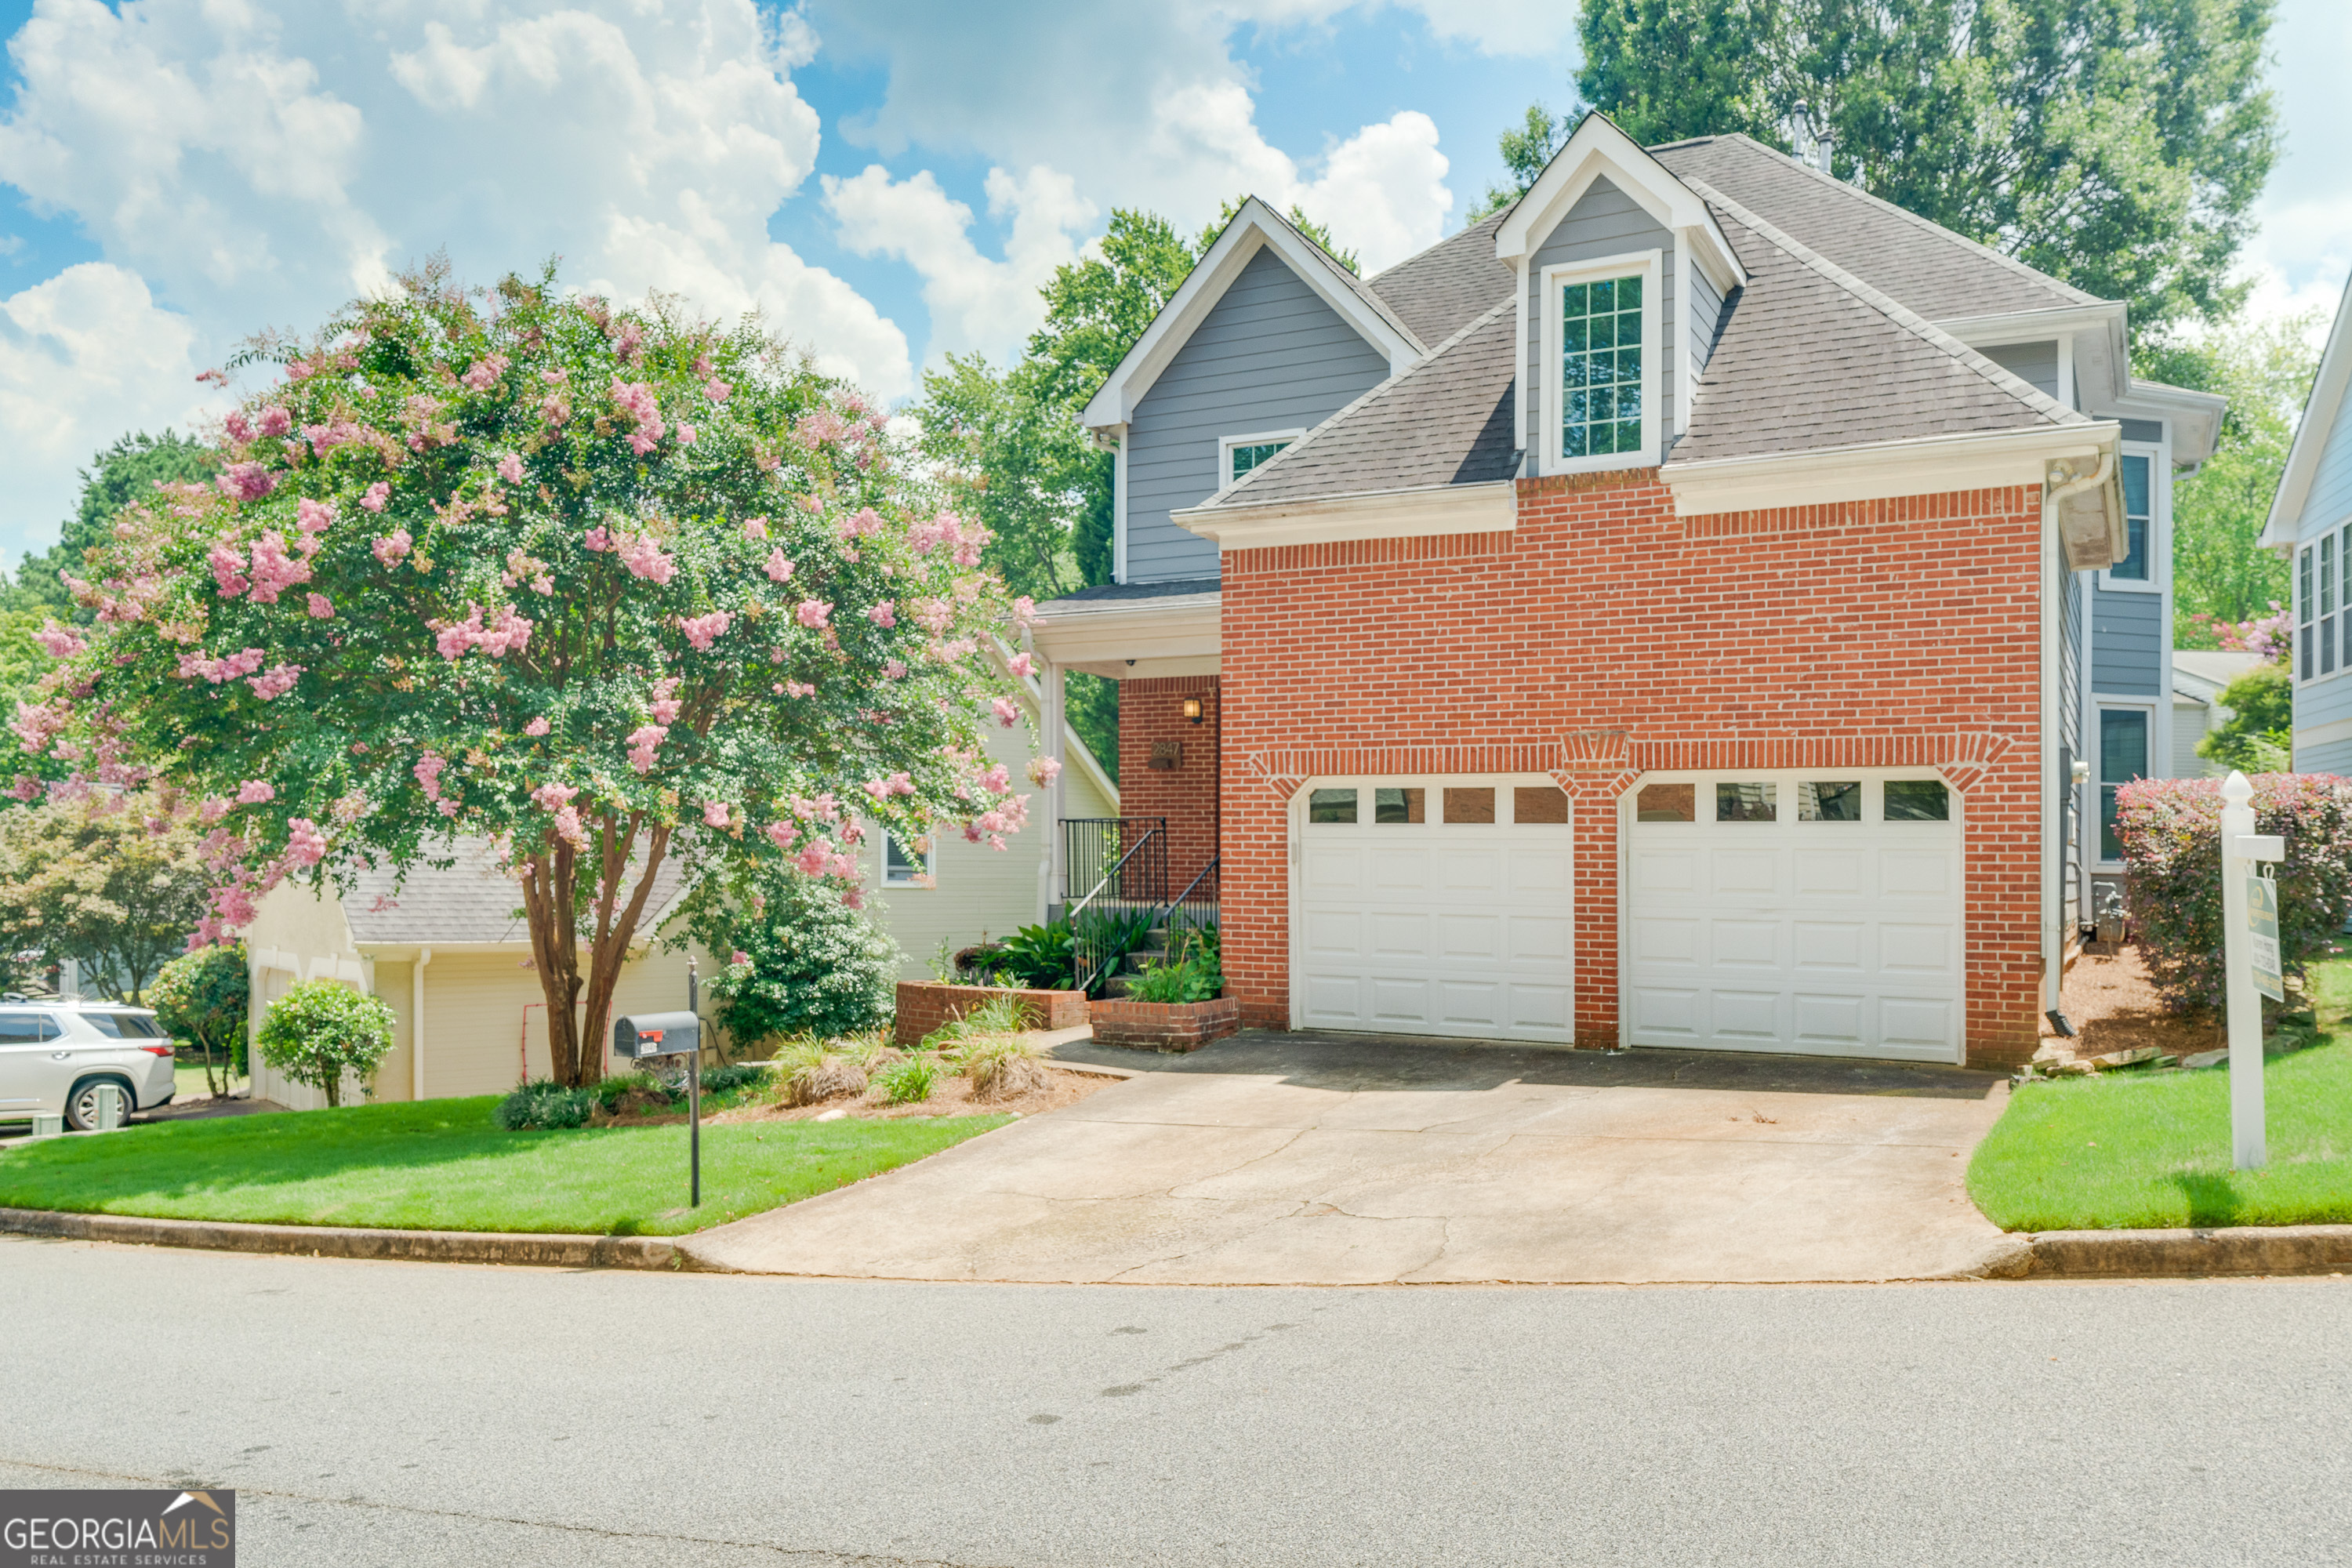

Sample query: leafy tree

[1468,103,1576,222]
[28,260,1038,1087]
[0,790,212,999]
[914,353,1096,603]
[2196,662,2293,773]
[2140,312,2320,639]
[256,979,394,1106]
[1196,198,1358,275]
[685,866,898,1044]
[1563,0,2278,336]
[6,432,213,615]
[149,940,251,1094]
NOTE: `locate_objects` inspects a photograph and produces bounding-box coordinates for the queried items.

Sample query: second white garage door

[1624,771,1965,1062]
[1292,776,1574,1042]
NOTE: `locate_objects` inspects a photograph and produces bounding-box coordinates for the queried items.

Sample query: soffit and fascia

[1029,589,1221,681]
[2262,269,2352,549]
[1077,197,1426,433]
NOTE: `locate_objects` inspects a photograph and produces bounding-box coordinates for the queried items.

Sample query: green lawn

[0,1097,1008,1236]
[1969,957,2352,1231]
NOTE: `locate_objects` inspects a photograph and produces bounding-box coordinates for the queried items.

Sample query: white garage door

[1292,776,1574,1042]
[1624,772,1964,1062]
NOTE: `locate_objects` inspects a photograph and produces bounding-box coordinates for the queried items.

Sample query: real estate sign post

[2220,772,2283,1171]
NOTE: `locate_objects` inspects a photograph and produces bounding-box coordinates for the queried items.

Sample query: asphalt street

[4,1235,2348,1566]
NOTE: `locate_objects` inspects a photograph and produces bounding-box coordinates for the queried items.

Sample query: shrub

[691,872,899,1044]
[873,1051,938,1105]
[495,1080,595,1131]
[995,920,1076,989]
[254,981,395,1107]
[1127,956,1220,1004]
[697,1063,771,1095]
[149,941,251,1094]
[956,1033,1047,1102]
[2196,662,2293,772]
[931,992,1031,1042]
[2116,773,2352,1011]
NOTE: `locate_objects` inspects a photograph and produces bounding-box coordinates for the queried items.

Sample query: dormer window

[1541,251,1661,474]
[1219,428,1305,491]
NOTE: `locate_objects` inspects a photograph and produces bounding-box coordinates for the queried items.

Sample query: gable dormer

[1495,114,1746,478]
[1081,198,1425,583]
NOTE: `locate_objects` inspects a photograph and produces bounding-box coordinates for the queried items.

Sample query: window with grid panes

[2112,454,2151,580]
[1560,274,1644,459]
[2302,544,2316,680]
[2326,533,2339,676]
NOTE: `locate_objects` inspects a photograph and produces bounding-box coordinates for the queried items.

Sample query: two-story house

[1028,114,2220,1068]
[2266,270,2352,770]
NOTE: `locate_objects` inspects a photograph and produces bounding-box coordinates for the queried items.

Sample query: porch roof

[1029,579,1219,681]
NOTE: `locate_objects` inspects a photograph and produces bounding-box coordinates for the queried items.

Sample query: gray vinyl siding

[1524,176,1677,475]
[2305,371,2352,535]
[1685,256,1727,452]
[1122,245,1391,583]
[2296,736,2352,775]
[2089,586,2161,695]
[1981,340,2060,401]
[2295,663,2352,730]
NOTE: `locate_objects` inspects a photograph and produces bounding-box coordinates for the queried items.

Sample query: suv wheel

[64,1076,134,1132]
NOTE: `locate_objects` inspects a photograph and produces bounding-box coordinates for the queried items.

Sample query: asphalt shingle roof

[340,839,688,945]
[1652,135,2096,322]
[1674,181,2085,463]
[1036,579,1221,609]
[1200,297,1519,508]
[1366,210,1515,347]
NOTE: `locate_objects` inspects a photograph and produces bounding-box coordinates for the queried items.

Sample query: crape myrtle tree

[16,261,1057,1087]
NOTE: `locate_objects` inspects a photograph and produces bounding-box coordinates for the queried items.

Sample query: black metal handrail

[1163,855,1218,935]
[1068,825,1165,996]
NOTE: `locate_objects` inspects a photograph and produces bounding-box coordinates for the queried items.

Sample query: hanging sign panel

[2247,875,2285,1004]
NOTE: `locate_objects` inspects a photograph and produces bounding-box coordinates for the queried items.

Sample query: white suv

[0,1004,178,1131]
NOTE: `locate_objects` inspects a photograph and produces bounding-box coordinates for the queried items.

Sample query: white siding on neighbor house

[2172,701,2212,778]
[1525,175,1679,476]
[1123,245,1391,583]
[1981,340,2059,401]
[2090,587,2163,696]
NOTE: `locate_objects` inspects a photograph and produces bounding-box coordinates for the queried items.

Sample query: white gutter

[2042,452,2114,1017]
[412,947,431,1102]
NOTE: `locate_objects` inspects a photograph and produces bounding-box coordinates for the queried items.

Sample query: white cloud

[0,262,216,547]
[824,163,1094,365]
[808,0,1453,273]
[0,0,913,535]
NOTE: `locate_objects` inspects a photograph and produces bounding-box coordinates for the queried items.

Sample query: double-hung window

[2297,524,2352,684]
[883,831,934,888]
[2110,454,2151,581]
[2098,708,2148,863]
[1541,252,1661,474]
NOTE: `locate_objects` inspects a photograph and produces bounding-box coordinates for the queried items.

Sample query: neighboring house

[244,844,716,1111]
[2262,270,2352,772]
[1029,114,2223,1068]
[2169,649,2267,778]
[862,682,1118,979]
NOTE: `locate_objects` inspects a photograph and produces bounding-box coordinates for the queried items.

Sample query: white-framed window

[1541,249,1661,474]
[2296,519,2352,683]
[2096,703,2152,864]
[2097,447,2160,590]
[1218,428,1305,490]
[882,829,935,888]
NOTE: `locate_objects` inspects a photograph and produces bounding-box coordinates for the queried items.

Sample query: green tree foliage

[1468,103,1576,222]
[687,868,898,1044]
[0,790,212,999]
[915,352,1098,602]
[148,940,252,1094]
[2142,313,2321,638]
[255,979,394,1107]
[5,432,214,614]
[1196,198,1357,275]
[1567,0,2278,335]
[28,260,1035,1087]
[2196,662,2294,773]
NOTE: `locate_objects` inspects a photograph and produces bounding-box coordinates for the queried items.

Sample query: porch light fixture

[1181,696,1204,724]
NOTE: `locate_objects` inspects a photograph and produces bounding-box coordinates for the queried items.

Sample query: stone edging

[2021,1223,2352,1279]
[0,1206,683,1270]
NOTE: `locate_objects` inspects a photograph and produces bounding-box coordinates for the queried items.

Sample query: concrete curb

[2024,1224,2352,1279]
[0,1207,682,1270]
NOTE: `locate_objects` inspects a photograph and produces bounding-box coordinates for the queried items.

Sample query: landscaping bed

[1971,947,2352,1232]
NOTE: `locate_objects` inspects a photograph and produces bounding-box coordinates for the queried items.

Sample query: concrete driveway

[681,1033,2024,1284]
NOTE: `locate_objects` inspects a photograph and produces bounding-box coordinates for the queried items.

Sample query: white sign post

[2220,771,2285,1171]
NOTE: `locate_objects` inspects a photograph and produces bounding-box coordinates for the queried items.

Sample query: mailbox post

[612,1006,704,1206]
[2220,771,2285,1171]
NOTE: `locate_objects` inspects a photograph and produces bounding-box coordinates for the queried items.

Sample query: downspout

[2042,451,2114,1016]
[412,947,431,1102]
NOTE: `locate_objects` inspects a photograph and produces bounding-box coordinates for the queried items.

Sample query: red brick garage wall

[1117,676,1220,894]
[1217,469,2045,1069]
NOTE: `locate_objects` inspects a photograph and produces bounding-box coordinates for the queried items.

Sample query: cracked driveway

[680,1032,2020,1283]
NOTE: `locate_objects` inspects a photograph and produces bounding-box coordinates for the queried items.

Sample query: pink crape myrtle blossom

[861,771,916,804]
[175,648,267,684]
[360,481,391,514]
[432,604,535,661]
[783,681,815,698]
[625,724,667,775]
[1027,756,1062,786]
[1007,651,1036,677]
[619,534,676,583]
[677,423,696,445]
[208,540,251,598]
[742,517,768,540]
[295,497,335,535]
[247,664,303,701]
[678,610,732,651]
[373,530,412,567]
[217,463,277,503]
[235,779,275,804]
[524,717,551,737]
[6,775,40,801]
[650,677,683,724]
[33,622,85,659]
[794,599,831,629]
[461,355,511,391]
[883,659,908,681]
[979,762,1012,793]
[702,800,735,829]
[495,453,525,485]
[1011,596,1039,630]
[866,601,896,629]
[531,782,577,811]
[704,378,731,403]
[284,818,328,867]
[764,821,797,851]
[550,804,588,850]
[610,378,664,452]
[307,594,335,619]
[764,549,793,582]
[414,752,447,802]
[991,697,1020,728]
[245,532,312,603]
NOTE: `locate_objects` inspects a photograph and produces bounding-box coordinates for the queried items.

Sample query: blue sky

[0,0,2343,563]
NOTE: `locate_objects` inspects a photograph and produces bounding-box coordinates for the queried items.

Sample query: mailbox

[612,1011,701,1062]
